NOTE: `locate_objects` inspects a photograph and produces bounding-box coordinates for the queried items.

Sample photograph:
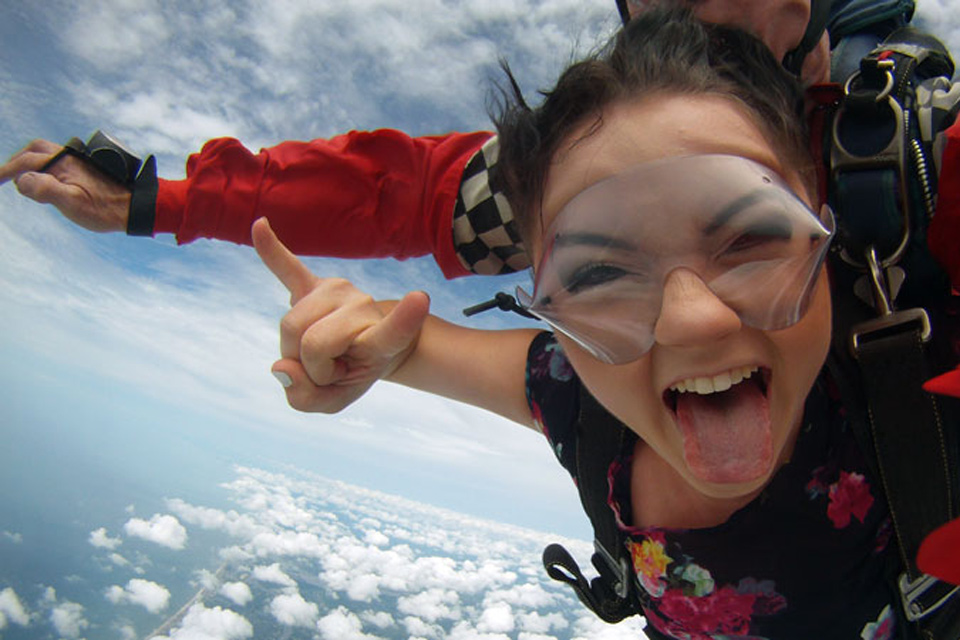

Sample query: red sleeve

[929,119,960,290]
[154,129,493,279]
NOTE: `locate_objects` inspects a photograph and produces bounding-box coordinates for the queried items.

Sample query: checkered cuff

[452,136,530,275]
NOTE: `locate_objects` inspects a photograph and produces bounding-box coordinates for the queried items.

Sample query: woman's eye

[562,264,629,293]
[724,233,776,254]
[721,222,793,258]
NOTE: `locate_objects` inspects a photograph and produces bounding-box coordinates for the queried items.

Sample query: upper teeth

[669,366,760,395]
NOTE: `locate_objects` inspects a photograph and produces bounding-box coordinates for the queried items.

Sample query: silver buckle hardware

[850,246,931,356]
[831,61,912,270]
[899,571,960,622]
[594,539,631,600]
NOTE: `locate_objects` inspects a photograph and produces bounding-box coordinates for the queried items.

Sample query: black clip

[40,130,143,188]
[462,292,536,319]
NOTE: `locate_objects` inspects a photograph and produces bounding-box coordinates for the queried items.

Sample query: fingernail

[272,370,293,388]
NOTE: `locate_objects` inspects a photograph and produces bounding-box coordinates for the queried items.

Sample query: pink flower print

[827,471,874,529]
[656,585,758,638]
[530,399,546,435]
[860,604,895,640]
[737,578,787,616]
[630,535,672,598]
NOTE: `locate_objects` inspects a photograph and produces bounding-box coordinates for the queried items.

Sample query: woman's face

[533,94,832,501]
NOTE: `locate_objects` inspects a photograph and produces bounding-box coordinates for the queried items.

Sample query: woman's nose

[653,267,742,346]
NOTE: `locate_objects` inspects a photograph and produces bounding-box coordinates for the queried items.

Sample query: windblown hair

[493,6,812,245]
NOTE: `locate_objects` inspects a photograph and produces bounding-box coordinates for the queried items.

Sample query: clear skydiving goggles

[515,154,835,365]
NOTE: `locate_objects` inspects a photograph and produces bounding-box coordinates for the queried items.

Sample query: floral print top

[526,331,900,640]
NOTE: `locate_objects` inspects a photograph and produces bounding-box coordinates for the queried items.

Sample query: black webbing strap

[541,387,642,624]
[782,0,831,77]
[615,0,630,26]
[857,325,951,575]
[127,155,158,237]
[855,323,959,625]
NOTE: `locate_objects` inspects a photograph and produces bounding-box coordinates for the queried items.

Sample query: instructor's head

[617,0,830,84]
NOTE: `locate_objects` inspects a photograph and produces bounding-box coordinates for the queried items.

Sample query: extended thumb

[371,291,431,355]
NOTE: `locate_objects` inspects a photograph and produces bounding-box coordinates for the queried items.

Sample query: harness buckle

[831,62,912,269]
[594,539,631,600]
[899,572,960,622]
[850,246,931,356]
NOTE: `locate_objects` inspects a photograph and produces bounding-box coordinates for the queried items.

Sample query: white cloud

[397,588,461,623]
[477,601,515,634]
[914,1,960,65]
[196,569,219,592]
[517,610,568,634]
[317,606,385,640]
[124,513,188,549]
[361,610,395,629]
[269,591,318,627]
[402,614,443,639]
[345,573,382,602]
[0,587,30,629]
[152,603,253,640]
[105,578,171,614]
[90,526,123,550]
[60,0,171,71]
[167,498,260,538]
[363,529,389,547]
[485,583,555,609]
[1,531,22,544]
[570,610,651,640]
[249,529,329,558]
[50,601,88,639]
[109,553,130,567]
[251,562,296,587]
[118,623,138,640]
[220,581,253,607]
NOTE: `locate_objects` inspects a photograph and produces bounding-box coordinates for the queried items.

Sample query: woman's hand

[252,217,430,413]
[0,139,131,232]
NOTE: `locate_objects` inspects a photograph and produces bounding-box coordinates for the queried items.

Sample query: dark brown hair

[493,6,811,245]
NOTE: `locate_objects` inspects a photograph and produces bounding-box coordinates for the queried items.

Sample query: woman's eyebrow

[553,232,637,251]
[702,189,783,235]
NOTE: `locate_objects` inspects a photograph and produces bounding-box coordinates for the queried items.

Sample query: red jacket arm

[154,129,493,278]
[929,119,960,290]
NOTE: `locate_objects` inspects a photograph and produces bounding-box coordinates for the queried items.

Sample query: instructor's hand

[252,217,430,413]
[0,139,130,232]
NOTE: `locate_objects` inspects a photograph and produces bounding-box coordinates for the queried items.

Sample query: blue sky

[2,1,960,637]
[0,1,620,545]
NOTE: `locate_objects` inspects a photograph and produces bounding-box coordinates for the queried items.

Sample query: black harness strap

[854,321,959,624]
[782,0,831,77]
[825,26,960,635]
[541,387,644,624]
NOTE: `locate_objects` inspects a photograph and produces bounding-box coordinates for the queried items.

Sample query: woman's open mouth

[663,366,773,484]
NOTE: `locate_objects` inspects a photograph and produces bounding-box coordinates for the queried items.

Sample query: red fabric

[923,366,960,399]
[917,517,960,585]
[154,129,493,279]
[928,119,960,290]
[805,83,844,208]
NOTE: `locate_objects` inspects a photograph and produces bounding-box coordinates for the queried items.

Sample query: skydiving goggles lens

[516,154,835,365]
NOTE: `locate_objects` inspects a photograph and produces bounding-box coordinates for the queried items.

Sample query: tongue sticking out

[675,379,772,484]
